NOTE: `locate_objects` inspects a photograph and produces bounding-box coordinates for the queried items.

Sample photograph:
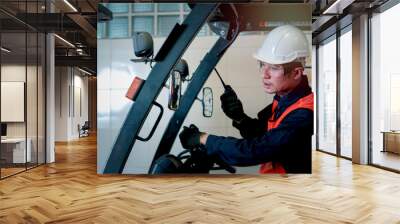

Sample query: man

[180,24,313,174]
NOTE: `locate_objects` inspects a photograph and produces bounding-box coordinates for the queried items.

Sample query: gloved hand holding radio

[220,85,248,123]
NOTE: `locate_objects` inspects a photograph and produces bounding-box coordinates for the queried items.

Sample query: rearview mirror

[132,32,154,59]
[168,71,182,110]
[174,59,190,81]
[202,87,213,117]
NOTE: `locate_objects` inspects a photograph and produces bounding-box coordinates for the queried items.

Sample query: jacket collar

[273,77,312,119]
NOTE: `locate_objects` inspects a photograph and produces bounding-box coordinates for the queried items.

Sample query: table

[381,131,400,154]
[1,138,31,163]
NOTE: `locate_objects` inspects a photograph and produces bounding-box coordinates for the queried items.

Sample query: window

[132,3,153,12]
[158,15,180,36]
[107,3,129,13]
[101,3,211,39]
[317,36,337,154]
[158,3,180,12]
[108,17,129,38]
[132,16,154,35]
[371,3,400,171]
[339,28,352,158]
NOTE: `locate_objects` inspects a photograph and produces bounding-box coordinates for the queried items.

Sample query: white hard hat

[254,24,309,65]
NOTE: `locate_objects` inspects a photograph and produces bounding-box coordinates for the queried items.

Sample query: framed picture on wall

[1,81,25,122]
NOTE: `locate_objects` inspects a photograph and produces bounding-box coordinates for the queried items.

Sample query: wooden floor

[1,163,44,178]
[373,150,400,171]
[1,135,400,223]
[1,167,26,178]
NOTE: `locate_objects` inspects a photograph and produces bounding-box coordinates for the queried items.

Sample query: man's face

[259,61,302,96]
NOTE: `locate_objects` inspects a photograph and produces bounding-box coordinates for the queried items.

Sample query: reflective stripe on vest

[259,93,314,174]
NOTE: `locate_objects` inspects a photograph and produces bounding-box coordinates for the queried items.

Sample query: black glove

[179,124,202,150]
[220,85,246,122]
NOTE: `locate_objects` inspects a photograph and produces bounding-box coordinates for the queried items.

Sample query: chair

[78,121,90,138]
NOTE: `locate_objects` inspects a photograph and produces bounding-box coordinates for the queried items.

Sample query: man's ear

[292,67,304,80]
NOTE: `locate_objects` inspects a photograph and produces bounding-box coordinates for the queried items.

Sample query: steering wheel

[149,145,236,174]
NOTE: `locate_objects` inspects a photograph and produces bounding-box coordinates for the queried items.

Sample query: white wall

[54,67,89,141]
[55,67,68,141]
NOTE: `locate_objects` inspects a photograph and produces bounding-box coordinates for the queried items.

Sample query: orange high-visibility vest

[259,93,314,174]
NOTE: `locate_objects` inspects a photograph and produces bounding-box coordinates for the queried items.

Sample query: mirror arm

[130,57,155,64]
[195,97,203,102]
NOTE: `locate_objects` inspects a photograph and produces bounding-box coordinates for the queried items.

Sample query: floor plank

[1,134,400,223]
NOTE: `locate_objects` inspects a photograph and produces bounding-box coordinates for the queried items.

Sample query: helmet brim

[253,53,293,65]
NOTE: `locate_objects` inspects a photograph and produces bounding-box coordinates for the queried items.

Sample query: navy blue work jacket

[205,78,313,173]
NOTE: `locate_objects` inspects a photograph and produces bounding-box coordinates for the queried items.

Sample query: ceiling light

[1,47,11,53]
[323,0,354,15]
[78,67,93,76]
[63,0,78,12]
[54,34,75,48]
